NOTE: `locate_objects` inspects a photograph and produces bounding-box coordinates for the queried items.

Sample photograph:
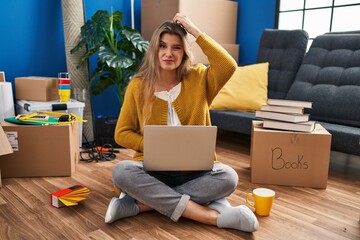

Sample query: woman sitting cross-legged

[105,13,259,233]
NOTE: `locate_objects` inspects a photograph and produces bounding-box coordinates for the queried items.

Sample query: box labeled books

[51,185,91,208]
[250,121,332,188]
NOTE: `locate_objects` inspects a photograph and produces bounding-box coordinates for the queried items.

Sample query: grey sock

[105,195,139,223]
[208,202,259,232]
[211,197,231,207]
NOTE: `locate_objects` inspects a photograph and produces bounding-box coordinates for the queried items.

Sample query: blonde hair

[135,21,193,126]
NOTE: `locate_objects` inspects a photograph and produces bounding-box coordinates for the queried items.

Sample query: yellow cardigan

[115,33,237,160]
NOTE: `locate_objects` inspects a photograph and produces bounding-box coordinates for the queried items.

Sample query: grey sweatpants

[112,160,239,221]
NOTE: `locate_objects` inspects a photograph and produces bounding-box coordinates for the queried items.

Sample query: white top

[154,82,182,126]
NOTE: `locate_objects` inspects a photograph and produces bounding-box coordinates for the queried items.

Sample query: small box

[0,122,79,178]
[250,121,332,188]
[15,99,85,145]
[15,76,59,101]
[0,72,5,82]
[141,0,238,44]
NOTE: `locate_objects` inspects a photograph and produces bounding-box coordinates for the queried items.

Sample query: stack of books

[255,99,315,132]
[50,185,91,208]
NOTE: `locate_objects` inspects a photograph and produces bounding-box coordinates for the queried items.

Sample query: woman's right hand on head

[173,13,202,38]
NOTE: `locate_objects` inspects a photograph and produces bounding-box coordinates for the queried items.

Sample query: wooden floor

[0,130,359,240]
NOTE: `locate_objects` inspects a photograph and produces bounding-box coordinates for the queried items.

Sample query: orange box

[15,76,59,101]
[250,121,332,188]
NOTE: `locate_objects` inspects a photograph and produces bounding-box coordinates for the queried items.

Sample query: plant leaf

[99,47,133,68]
[80,11,110,49]
[112,11,123,30]
[91,75,115,95]
[121,27,149,53]
[122,68,136,84]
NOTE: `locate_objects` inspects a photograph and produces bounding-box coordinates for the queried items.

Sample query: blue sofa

[210,30,360,156]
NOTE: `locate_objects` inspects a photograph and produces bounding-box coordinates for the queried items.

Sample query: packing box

[250,121,332,189]
[141,0,238,44]
[0,72,5,82]
[0,122,79,178]
[15,76,59,101]
[0,125,13,187]
[15,99,85,145]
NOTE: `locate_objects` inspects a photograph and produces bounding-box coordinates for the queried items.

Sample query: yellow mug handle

[113,184,121,197]
[246,193,255,207]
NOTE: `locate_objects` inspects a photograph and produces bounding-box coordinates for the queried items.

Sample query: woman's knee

[112,160,139,184]
[219,164,239,191]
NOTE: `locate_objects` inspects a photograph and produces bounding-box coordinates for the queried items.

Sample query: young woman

[105,13,259,232]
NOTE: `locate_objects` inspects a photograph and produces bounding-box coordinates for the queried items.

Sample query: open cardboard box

[0,122,80,182]
[0,125,14,187]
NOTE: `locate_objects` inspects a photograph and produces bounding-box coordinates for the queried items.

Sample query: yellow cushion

[210,62,269,112]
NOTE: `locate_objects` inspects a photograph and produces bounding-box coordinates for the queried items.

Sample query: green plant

[71,9,149,106]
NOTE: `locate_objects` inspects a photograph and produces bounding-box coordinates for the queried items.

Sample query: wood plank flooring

[0,130,359,240]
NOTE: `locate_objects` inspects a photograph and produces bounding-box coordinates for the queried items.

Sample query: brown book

[267,99,313,109]
[262,120,316,132]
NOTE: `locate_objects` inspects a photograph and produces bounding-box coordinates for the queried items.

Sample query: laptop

[143,125,217,171]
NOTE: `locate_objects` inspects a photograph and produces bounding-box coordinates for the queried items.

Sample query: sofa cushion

[286,32,360,127]
[316,121,360,155]
[257,29,308,99]
[210,62,269,112]
[210,110,259,134]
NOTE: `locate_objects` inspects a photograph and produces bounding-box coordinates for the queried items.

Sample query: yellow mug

[246,188,275,216]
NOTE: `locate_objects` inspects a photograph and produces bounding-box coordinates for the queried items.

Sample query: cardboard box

[0,122,79,178]
[191,43,239,64]
[0,125,13,187]
[141,0,238,44]
[250,121,332,188]
[15,76,59,101]
[0,72,5,82]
